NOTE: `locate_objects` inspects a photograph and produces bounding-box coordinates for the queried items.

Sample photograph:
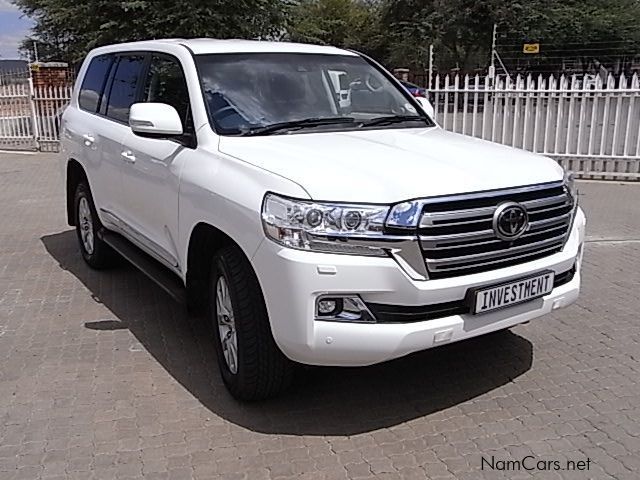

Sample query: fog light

[315,296,376,323]
[318,298,340,315]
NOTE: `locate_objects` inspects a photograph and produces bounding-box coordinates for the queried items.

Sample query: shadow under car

[41,229,533,436]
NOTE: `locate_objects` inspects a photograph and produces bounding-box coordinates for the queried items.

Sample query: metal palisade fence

[0,71,72,152]
[431,73,640,180]
[1,68,640,180]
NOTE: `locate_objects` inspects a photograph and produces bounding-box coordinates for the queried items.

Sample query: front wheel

[74,182,116,269]
[210,245,294,400]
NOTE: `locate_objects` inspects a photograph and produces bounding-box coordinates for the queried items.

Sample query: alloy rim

[78,197,95,254]
[215,276,238,374]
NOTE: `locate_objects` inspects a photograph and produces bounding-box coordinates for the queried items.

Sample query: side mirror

[415,97,436,120]
[129,103,183,136]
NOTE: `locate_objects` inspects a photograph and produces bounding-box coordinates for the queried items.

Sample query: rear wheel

[210,245,293,400]
[74,182,116,269]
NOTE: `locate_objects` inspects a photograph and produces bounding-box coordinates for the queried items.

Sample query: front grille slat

[420,229,495,246]
[421,218,570,249]
[424,215,494,228]
[420,205,496,225]
[528,212,572,229]
[424,223,569,251]
[426,233,567,267]
[430,244,564,273]
[521,193,569,209]
[420,194,569,226]
[418,182,573,279]
[528,201,573,216]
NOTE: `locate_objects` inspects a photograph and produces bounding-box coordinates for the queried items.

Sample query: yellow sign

[523,43,540,54]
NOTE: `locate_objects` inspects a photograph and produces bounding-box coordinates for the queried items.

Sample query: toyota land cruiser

[61,39,585,400]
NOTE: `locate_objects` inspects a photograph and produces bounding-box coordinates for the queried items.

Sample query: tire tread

[74,182,117,269]
[213,245,293,400]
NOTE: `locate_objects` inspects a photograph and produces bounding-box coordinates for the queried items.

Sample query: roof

[92,38,358,57]
[0,59,28,73]
[180,39,356,56]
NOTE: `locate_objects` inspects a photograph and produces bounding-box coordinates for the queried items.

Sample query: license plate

[471,271,555,315]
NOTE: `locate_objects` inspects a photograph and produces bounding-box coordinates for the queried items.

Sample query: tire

[74,181,117,269]
[210,245,294,400]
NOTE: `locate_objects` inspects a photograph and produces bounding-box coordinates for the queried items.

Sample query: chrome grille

[418,182,574,279]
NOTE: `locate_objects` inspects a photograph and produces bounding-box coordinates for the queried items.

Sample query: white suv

[61,39,585,400]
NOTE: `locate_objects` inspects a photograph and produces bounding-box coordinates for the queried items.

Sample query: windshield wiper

[359,115,427,128]
[243,117,357,136]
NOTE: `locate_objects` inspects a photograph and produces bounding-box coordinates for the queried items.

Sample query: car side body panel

[176,134,309,279]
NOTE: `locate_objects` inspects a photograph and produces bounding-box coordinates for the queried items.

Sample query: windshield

[195,53,434,135]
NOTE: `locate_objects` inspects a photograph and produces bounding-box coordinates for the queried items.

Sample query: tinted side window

[105,55,145,123]
[143,55,191,128]
[79,55,113,113]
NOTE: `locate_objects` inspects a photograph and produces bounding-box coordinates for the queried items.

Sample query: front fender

[177,147,309,276]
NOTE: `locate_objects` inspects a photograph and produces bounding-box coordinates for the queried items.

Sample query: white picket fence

[431,73,640,180]
[1,70,639,180]
[0,79,72,152]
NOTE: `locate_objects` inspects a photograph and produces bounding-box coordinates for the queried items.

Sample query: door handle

[121,151,136,164]
[82,134,95,146]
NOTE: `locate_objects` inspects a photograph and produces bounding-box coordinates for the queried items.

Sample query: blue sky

[0,0,34,59]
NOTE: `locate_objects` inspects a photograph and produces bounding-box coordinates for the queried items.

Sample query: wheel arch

[185,222,260,314]
[66,159,88,226]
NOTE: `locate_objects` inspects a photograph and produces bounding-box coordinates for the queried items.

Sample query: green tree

[379,0,640,73]
[379,0,522,72]
[287,0,383,56]
[14,0,640,73]
[500,0,640,73]
[14,0,293,63]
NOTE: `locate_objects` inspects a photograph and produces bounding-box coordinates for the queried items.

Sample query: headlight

[261,193,390,256]
[387,201,423,228]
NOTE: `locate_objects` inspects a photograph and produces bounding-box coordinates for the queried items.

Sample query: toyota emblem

[493,202,529,241]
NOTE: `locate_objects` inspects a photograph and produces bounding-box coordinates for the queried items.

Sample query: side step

[99,230,186,304]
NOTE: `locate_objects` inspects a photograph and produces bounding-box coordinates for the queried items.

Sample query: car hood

[218,127,565,203]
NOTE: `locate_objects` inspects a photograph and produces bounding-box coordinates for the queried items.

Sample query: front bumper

[252,208,586,366]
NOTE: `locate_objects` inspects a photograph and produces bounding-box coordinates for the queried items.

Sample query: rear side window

[78,55,113,113]
[105,54,146,123]
[143,55,191,128]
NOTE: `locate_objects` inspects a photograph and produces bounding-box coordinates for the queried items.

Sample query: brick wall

[30,63,75,88]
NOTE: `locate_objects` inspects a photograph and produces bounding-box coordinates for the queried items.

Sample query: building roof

[0,59,28,73]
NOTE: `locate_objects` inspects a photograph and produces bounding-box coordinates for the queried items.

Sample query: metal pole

[489,23,497,87]
[27,72,40,151]
[490,24,497,70]
[428,44,434,90]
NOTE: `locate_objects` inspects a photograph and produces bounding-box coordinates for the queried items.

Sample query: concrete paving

[1,152,640,479]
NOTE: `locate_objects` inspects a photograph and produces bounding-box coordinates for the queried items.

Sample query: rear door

[118,53,195,271]
[64,54,121,215]
[96,53,147,232]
